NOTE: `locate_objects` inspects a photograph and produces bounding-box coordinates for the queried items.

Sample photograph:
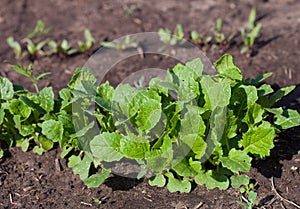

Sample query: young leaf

[149,173,166,187]
[165,172,191,193]
[9,99,31,120]
[38,135,54,151]
[201,75,231,109]
[214,54,243,81]
[26,20,51,39]
[220,149,252,173]
[120,135,150,159]
[241,121,275,158]
[7,37,22,58]
[269,86,295,106]
[38,87,54,112]
[21,139,30,152]
[274,109,300,129]
[41,120,63,142]
[0,108,4,125]
[180,105,206,158]
[249,72,273,85]
[195,170,229,190]
[10,65,30,78]
[172,158,198,177]
[83,169,111,188]
[230,174,250,188]
[90,132,123,162]
[68,154,92,180]
[257,84,273,96]
[0,77,14,100]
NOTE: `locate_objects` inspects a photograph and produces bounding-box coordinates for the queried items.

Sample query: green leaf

[68,68,97,93]
[248,191,258,204]
[149,174,166,187]
[60,146,73,158]
[9,99,31,120]
[257,84,274,97]
[145,136,173,172]
[90,132,123,162]
[241,121,275,158]
[38,135,54,151]
[10,65,30,78]
[180,105,206,159]
[173,158,198,177]
[165,172,191,193]
[21,139,30,152]
[112,84,136,117]
[68,154,92,180]
[231,85,258,107]
[185,58,203,77]
[195,170,229,190]
[0,108,4,125]
[7,37,22,58]
[83,169,111,188]
[249,72,273,85]
[220,149,252,173]
[243,103,264,125]
[33,146,45,155]
[0,149,3,158]
[120,135,150,159]
[38,87,54,112]
[274,109,300,129]
[201,75,231,109]
[42,120,63,142]
[133,90,162,131]
[178,78,199,102]
[214,54,242,81]
[269,86,295,105]
[0,77,14,100]
[19,124,35,136]
[230,174,250,188]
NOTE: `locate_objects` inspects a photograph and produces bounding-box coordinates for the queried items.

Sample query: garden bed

[0,0,299,208]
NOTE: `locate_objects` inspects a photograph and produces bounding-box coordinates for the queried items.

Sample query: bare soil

[0,0,299,208]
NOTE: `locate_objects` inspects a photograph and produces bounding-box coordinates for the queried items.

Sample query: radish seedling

[25,39,47,57]
[101,35,138,50]
[190,31,212,45]
[78,29,95,53]
[240,7,262,54]
[6,37,22,58]
[158,24,184,45]
[26,20,51,39]
[48,39,78,56]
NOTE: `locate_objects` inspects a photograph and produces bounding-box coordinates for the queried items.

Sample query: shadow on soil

[253,84,300,178]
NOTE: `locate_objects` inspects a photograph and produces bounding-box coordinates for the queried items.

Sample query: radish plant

[158,24,184,45]
[1,54,299,198]
[241,7,262,54]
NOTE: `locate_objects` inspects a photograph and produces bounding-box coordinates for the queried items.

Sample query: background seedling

[158,24,184,45]
[26,20,51,39]
[10,64,51,93]
[78,29,95,53]
[240,7,262,54]
[213,18,226,44]
[25,39,47,57]
[60,39,78,55]
[237,183,258,209]
[101,35,138,50]
[6,37,22,58]
[190,31,212,45]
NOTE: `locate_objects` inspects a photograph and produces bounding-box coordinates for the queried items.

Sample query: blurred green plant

[101,35,138,50]
[158,24,184,45]
[240,7,262,54]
